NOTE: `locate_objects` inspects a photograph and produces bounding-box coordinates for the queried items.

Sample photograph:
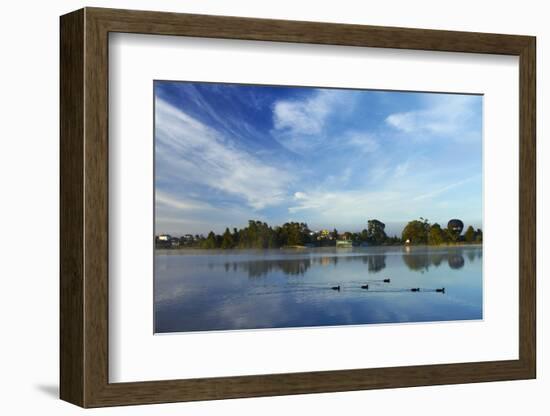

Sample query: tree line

[401,217,482,245]
[155,217,482,249]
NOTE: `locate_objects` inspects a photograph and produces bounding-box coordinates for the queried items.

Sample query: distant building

[156,234,175,249]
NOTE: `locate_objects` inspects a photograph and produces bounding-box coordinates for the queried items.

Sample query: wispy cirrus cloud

[288,189,401,222]
[385,94,482,141]
[288,171,481,230]
[339,131,379,154]
[410,174,480,201]
[154,82,483,235]
[273,90,335,135]
[271,89,361,153]
[156,191,212,211]
[155,98,292,211]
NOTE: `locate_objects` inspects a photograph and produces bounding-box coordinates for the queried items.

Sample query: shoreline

[155,243,483,251]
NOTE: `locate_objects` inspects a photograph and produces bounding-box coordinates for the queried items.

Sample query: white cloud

[271,90,358,153]
[288,189,399,217]
[156,191,212,211]
[385,94,481,140]
[287,172,480,229]
[155,98,292,210]
[341,132,379,153]
[410,175,480,201]
[273,90,335,135]
[393,161,410,178]
[155,209,257,236]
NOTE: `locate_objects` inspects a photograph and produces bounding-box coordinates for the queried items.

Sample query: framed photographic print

[60,7,536,407]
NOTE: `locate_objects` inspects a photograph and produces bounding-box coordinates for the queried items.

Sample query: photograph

[153,81,483,333]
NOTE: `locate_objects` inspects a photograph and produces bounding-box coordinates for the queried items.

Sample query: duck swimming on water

[383,278,390,283]
[331,285,341,291]
[361,284,369,290]
[410,288,420,292]
[436,288,446,293]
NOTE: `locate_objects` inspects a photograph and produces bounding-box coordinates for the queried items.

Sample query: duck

[331,285,341,291]
[383,278,391,283]
[410,288,420,292]
[436,288,446,293]
[361,284,369,290]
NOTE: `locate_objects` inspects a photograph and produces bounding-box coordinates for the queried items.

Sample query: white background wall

[0,1,545,414]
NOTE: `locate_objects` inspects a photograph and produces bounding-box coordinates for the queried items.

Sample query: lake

[154,245,482,333]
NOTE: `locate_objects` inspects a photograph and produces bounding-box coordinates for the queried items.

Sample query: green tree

[475,228,483,243]
[277,222,310,246]
[366,219,387,245]
[232,227,240,246]
[287,223,303,246]
[386,235,401,245]
[428,223,446,245]
[202,231,219,249]
[464,225,476,242]
[237,220,278,248]
[221,228,235,249]
[402,218,430,244]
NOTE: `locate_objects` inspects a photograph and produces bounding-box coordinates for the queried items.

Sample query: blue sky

[154,81,482,236]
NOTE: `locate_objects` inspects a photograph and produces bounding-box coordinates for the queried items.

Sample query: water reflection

[448,254,465,269]
[363,255,386,273]
[402,247,467,272]
[242,258,312,278]
[155,245,482,332]
[220,254,388,278]
[207,248,470,278]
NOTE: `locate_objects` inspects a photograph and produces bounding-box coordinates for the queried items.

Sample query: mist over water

[154,245,482,333]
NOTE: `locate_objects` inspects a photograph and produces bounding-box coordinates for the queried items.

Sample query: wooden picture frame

[60,7,536,408]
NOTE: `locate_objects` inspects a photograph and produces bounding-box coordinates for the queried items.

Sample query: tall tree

[402,218,430,244]
[464,225,476,242]
[475,228,483,243]
[428,223,446,245]
[202,231,219,249]
[367,219,387,245]
[221,228,234,249]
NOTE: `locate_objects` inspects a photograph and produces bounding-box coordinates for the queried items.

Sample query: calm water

[154,246,482,333]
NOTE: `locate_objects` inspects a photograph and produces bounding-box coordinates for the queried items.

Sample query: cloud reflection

[154,246,482,333]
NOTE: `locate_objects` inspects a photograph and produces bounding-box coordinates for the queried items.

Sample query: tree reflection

[402,252,431,272]
[224,252,391,278]
[242,259,313,278]
[362,255,387,273]
[402,248,467,272]
[217,247,475,278]
[430,253,446,267]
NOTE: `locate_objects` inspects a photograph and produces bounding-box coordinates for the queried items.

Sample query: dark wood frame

[60,7,536,408]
